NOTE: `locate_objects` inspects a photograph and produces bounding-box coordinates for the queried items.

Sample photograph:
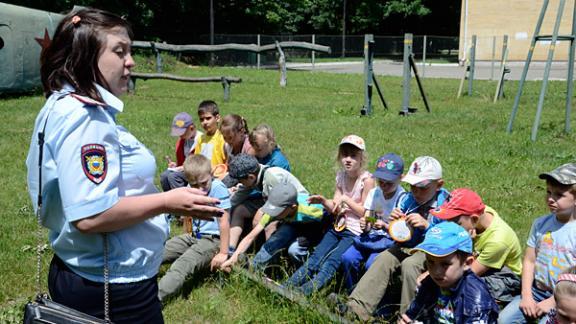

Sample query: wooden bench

[129,72,242,101]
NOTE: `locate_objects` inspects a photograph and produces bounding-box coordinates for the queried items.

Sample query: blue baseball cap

[373,153,404,181]
[411,222,472,257]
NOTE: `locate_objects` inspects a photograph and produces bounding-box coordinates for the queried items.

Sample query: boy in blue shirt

[221,181,324,272]
[399,222,499,324]
[158,155,231,302]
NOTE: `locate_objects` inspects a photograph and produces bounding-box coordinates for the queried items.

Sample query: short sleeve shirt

[363,186,406,222]
[184,131,203,157]
[194,129,227,166]
[258,147,291,172]
[473,206,523,275]
[26,84,169,283]
[527,214,576,290]
[195,179,231,236]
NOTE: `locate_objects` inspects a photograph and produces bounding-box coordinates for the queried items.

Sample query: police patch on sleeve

[81,144,107,184]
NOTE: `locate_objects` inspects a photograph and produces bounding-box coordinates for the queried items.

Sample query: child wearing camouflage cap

[499,163,576,323]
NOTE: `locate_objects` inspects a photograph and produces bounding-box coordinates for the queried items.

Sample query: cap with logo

[171,112,194,136]
[430,188,486,220]
[373,153,404,181]
[402,156,442,187]
[411,222,472,257]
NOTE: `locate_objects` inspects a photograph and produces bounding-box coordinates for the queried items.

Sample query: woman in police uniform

[25,8,222,323]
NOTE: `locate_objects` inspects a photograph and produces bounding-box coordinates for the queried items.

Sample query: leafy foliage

[4,0,449,39]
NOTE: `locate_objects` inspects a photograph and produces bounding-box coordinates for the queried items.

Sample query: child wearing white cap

[346,156,450,320]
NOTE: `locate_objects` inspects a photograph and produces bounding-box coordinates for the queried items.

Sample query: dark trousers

[48,255,164,324]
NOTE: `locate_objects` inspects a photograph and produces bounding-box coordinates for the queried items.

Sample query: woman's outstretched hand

[163,187,224,219]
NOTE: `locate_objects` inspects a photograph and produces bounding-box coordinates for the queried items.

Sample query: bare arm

[519,247,538,318]
[74,187,222,233]
[210,209,231,270]
[221,222,265,271]
[340,177,375,217]
[470,260,492,276]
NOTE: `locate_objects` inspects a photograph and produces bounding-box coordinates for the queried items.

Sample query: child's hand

[398,314,413,324]
[165,156,177,168]
[535,297,556,317]
[389,208,405,220]
[416,271,429,287]
[307,194,325,205]
[228,185,239,195]
[220,255,237,273]
[374,220,387,230]
[210,252,228,271]
[360,217,367,231]
[519,296,539,318]
[406,213,429,229]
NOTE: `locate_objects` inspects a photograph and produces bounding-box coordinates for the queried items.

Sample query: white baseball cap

[402,156,442,186]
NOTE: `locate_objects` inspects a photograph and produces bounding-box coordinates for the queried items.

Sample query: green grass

[1,57,575,322]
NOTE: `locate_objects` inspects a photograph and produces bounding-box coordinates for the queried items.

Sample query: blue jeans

[498,284,552,324]
[341,245,380,292]
[252,223,301,271]
[285,228,356,296]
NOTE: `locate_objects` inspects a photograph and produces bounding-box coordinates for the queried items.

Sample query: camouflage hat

[228,154,259,179]
[539,163,576,185]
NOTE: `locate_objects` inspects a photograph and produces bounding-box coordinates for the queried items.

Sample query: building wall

[459,0,575,61]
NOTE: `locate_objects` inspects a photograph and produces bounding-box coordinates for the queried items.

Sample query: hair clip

[71,15,81,25]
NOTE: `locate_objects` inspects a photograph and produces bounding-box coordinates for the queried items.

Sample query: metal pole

[312,34,316,69]
[565,1,576,133]
[490,36,496,80]
[507,0,550,133]
[531,0,566,141]
[210,0,214,66]
[401,33,413,115]
[257,34,261,69]
[341,0,346,58]
[422,35,427,78]
[501,35,509,65]
[361,34,374,115]
[468,35,476,96]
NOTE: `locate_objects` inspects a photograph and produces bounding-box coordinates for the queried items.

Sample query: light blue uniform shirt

[194,179,231,236]
[26,84,169,284]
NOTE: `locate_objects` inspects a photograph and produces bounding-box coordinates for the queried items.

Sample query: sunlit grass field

[1,56,575,322]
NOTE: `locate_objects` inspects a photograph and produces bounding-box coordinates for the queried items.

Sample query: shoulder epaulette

[70,93,106,107]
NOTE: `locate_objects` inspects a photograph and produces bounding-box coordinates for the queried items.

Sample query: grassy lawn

[1,55,575,322]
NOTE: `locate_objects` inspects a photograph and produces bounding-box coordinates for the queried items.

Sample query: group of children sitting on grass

[157,99,576,323]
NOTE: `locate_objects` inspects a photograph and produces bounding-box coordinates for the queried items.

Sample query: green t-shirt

[474,206,523,275]
[259,194,324,227]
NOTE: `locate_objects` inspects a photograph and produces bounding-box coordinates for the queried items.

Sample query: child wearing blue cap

[399,222,499,324]
[340,153,406,291]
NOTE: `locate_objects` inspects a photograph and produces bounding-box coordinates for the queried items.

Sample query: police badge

[81,144,107,184]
